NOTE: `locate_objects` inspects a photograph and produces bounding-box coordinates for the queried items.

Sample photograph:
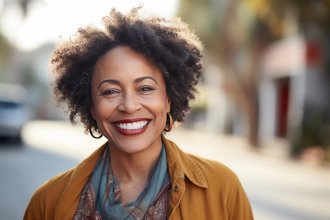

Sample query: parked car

[0,84,30,143]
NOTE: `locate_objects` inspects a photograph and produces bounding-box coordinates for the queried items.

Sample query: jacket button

[172,185,180,192]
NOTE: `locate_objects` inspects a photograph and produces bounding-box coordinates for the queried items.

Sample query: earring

[164,113,173,132]
[89,127,103,139]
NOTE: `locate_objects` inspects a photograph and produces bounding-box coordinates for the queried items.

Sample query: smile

[112,119,150,135]
[115,121,148,130]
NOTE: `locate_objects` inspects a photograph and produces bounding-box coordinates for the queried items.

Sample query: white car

[0,84,30,143]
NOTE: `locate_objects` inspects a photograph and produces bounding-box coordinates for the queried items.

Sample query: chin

[108,135,161,155]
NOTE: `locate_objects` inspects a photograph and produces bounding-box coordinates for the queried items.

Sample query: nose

[117,91,142,113]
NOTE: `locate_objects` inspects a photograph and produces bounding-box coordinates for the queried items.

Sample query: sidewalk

[22,120,330,220]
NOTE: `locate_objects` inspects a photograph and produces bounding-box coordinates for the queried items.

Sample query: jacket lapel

[54,143,108,219]
[163,136,208,188]
[162,136,208,219]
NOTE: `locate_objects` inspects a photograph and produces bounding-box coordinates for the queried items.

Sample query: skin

[90,46,171,203]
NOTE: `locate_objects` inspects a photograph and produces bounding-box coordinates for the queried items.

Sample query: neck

[109,141,163,184]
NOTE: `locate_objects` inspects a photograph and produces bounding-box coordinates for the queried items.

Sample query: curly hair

[50,7,203,133]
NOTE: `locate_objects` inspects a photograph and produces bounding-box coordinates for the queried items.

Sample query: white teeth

[116,121,148,130]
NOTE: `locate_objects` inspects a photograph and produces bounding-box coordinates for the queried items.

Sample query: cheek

[153,101,168,122]
[93,99,115,119]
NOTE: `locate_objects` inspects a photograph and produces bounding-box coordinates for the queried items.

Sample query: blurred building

[1,42,66,120]
[260,35,305,138]
[259,32,330,155]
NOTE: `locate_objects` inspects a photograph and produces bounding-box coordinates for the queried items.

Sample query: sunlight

[1,0,179,51]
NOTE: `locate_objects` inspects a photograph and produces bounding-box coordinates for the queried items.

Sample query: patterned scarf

[74,145,171,220]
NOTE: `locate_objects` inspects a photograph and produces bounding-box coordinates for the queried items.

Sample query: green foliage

[0,32,12,70]
[291,105,330,157]
[177,0,221,56]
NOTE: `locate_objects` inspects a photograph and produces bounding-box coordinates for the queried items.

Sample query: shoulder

[163,136,240,187]
[24,169,74,219]
[187,153,240,187]
[163,137,253,218]
[34,168,74,200]
[186,153,253,218]
[187,153,253,218]
[24,144,107,219]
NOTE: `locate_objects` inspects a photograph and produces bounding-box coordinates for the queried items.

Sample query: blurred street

[0,141,78,220]
[1,120,330,219]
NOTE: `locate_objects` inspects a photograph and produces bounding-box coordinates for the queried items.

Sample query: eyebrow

[134,76,158,85]
[98,76,158,90]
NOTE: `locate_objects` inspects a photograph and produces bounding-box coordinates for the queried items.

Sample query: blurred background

[0,0,330,219]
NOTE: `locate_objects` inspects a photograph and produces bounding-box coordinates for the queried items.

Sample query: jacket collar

[54,142,108,219]
[55,137,208,219]
[162,136,208,188]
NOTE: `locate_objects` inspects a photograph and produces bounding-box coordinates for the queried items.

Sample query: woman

[24,8,253,220]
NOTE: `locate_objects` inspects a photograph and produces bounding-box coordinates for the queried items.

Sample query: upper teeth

[116,121,148,130]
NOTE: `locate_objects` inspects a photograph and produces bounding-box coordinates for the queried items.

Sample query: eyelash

[99,86,154,97]
[99,89,120,96]
[138,86,154,93]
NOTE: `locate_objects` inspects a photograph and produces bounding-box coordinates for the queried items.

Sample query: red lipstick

[112,118,149,124]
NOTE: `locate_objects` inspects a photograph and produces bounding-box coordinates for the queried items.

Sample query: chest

[168,184,229,220]
[119,180,147,204]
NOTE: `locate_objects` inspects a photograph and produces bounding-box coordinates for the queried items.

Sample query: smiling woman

[90,46,170,158]
[24,7,253,220]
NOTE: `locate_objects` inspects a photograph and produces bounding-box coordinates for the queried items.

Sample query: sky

[0,0,179,51]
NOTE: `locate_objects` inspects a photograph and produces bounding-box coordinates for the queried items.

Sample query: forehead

[93,46,162,80]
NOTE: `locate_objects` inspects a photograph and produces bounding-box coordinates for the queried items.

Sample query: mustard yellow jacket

[24,137,253,219]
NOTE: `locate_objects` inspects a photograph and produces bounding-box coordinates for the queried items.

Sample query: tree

[0,0,36,74]
[178,0,330,149]
[178,0,274,147]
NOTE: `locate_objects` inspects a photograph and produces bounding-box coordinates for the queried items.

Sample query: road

[0,142,78,220]
[1,120,330,219]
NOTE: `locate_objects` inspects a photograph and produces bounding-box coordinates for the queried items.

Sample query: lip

[112,118,150,124]
[112,118,150,136]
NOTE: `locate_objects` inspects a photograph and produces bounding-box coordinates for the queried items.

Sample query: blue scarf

[74,145,170,219]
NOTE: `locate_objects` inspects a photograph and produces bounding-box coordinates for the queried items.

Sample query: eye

[138,86,154,93]
[99,88,121,97]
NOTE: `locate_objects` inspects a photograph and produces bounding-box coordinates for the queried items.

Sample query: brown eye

[99,88,121,96]
[138,86,154,93]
